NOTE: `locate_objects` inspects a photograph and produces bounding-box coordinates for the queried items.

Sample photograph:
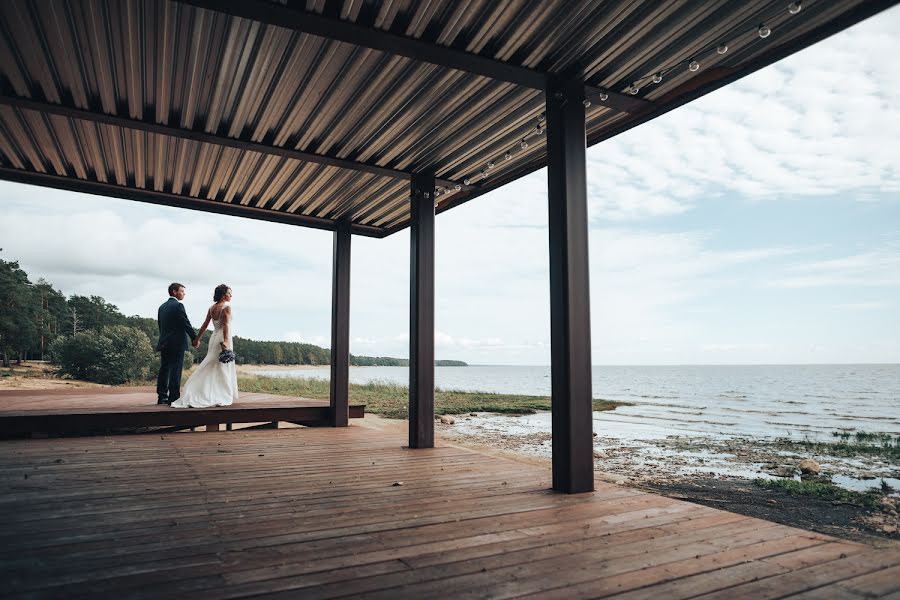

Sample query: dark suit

[155,297,197,402]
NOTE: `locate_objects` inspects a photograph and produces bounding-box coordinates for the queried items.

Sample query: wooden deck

[0,388,364,435]
[1,424,898,599]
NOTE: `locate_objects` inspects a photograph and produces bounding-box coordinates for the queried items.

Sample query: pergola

[0,0,894,492]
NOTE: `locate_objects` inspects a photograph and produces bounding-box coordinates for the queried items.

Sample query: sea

[256,364,900,443]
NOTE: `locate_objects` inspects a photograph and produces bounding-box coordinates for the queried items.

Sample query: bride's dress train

[171,303,238,408]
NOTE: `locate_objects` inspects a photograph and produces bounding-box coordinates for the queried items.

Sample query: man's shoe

[157,398,171,405]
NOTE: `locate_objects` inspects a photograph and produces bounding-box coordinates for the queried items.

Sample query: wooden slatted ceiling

[0,0,893,236]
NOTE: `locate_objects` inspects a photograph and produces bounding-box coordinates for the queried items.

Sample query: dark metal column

[329,218,351,427]
[546,77,594,493]
[409,172,435,448]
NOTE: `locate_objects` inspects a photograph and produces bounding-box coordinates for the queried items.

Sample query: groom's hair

[168,282,185,296]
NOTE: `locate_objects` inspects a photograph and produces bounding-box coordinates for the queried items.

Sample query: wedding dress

[171,302,238,408]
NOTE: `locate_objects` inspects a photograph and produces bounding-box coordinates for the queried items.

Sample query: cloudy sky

[2,7,899,366]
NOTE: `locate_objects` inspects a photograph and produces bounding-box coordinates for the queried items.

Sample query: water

[254,364,900,442]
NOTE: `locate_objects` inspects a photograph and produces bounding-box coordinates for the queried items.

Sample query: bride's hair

[213,284,230,302]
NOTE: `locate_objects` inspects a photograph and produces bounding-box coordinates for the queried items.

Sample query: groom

[156,282,200,405]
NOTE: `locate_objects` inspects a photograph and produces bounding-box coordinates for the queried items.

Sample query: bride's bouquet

[218,346,236,364]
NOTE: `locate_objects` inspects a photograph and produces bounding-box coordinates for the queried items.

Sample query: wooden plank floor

[1,425,898,599]
[0,388,363,434]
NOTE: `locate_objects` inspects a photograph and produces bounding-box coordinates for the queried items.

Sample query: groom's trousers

[157,348,186,401]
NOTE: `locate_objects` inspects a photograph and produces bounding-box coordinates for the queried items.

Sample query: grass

[776,431,900,461]
[832,431,897,444]
[753,478,889,509]
[238,375,628,419]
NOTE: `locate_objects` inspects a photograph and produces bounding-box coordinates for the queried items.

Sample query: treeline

[0,255,466,367]
[0,256,157,367]
[223,340,466,367]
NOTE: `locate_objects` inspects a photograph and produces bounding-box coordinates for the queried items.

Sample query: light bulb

[463,178,471,186]
[788,1,801,14]
[716,44,728,55]
[538,112,546,123]
[582,99,591,108]
[454,183,461,191]
[520,139,528,149]
[487,161,494,169]
[535,126,544,135]
[652,73,662,84]
[599,92,608,101]
[758,24,771,38]
[480,169,487,177]
[504,151,512,161]
[688,60,700,72]
[628,85,639,95]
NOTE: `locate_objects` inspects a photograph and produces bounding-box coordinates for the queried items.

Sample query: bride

[171,284,239,408]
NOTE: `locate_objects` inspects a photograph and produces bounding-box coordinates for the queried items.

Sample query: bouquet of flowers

[218,348,236,364]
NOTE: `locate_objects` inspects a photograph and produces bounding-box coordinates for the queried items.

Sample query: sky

[1,6,899,366]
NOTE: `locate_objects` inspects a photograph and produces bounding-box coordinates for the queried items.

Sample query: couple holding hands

[155,282,238,408]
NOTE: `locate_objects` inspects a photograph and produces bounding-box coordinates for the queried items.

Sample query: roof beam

[0,95,458,188]
[584,85,653,114]
[0,167,387,238]
[177,0,648,115]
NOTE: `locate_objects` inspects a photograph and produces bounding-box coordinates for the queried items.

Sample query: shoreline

[434,412,899,543]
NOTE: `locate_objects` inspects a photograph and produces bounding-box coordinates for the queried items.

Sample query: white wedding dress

[171,302,238,408]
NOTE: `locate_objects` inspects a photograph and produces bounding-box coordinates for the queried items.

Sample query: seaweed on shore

[774,432,900,461]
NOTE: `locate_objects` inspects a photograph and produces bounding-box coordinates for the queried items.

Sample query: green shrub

[98,325,157,384]
[49,331,112,382]
[49,325,157,384]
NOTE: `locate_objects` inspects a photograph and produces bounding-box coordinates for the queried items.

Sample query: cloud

[830,302,892,311]
[284,331,330,347]
[583,6,900,222]
[770,247,900,288]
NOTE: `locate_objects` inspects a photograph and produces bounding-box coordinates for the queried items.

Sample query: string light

[445,0,806,197]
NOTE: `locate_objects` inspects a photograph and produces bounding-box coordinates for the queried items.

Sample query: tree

[31,279,66,360]
[0,257,39,366]
[50,325,156,384]
[49,330,111,381]
[64,295,125,334]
